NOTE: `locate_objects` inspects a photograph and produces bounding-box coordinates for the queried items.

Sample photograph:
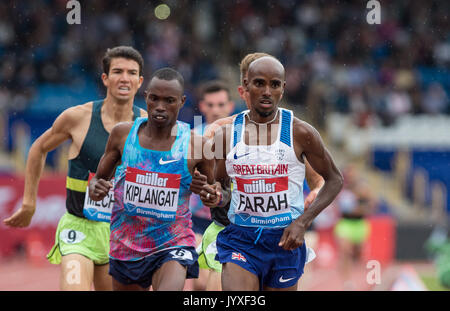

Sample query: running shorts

[47,212,110,265]
[197,222,225,272]
[334,218,370,244]
[215,223,307,289]
[109,247,199,289]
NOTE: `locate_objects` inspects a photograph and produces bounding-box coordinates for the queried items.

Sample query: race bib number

[124,167,180,221]
[234,176,292,227]
[83,173,114,222]
[170,248,194,261]
[60,229,86,245]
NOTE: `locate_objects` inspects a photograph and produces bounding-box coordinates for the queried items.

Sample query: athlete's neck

[146,121,178,140]
[102,95,135,123]
[247,108,279,125]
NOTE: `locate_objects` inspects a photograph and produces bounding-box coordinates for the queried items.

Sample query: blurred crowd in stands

[1,2,448,281]
[0,0,449,128]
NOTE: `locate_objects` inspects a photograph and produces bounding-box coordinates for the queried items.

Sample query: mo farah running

[200,56,343,291]
[193,52,325,291]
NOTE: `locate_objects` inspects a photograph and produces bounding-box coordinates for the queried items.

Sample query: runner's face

[145,78,185,127]
[199,90,234,124]
[245,58,285,118]
[102,57,143,102]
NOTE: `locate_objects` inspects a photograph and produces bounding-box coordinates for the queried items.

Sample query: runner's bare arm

[208,158,232,208]
[3,106,84,227]
[192,135,219,207]
[194,135,216,184]
[199,124,232,208]
[189,116,234,195]
[89,122,131,201]
[279,119,343,250]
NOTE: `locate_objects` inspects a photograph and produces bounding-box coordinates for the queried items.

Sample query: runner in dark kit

[4,46,146,291]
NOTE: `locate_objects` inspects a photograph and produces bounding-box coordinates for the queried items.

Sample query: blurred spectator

[334,164,378,290]
[422,83,449,114]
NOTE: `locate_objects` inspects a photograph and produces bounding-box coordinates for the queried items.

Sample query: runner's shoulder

[292,117,323,151]
[111,121,134,137]
[58,101,94,122]
[213,115,235,127]
[205,115,235,138]
[292,117,318,138]
[51,101,94,133]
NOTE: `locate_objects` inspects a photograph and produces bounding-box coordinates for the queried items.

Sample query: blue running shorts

[215,223,307,289]
[109,246,199,289]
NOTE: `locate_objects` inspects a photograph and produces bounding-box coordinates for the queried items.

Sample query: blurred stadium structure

[0,0,449,290]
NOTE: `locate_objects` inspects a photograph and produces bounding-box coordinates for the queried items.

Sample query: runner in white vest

[200,55,343,291]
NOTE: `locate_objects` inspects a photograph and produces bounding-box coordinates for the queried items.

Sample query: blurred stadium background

[0,0,449,291]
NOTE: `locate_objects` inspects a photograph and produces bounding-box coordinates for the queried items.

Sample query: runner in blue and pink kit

[89,67,220,291]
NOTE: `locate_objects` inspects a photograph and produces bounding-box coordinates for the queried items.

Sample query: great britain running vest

[65,100,140,221]
[226,108,306,228]
[110,117,195,261]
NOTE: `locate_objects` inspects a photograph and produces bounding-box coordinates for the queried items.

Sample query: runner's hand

[3,204,35,228]
[278,221,307,251]
[199,182,221,208]
[89,178,112,201]
[190,169,208,194]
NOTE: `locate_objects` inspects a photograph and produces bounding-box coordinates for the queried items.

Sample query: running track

[0,256,381,291]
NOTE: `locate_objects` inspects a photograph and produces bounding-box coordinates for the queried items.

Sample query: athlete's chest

[138,132,176,151]
[241,123,280,146]
[68,113,93,160]
[226,146,291,179]
[70,111,111,166]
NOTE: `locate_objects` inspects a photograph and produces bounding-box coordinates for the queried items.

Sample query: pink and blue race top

[110,117,195,261]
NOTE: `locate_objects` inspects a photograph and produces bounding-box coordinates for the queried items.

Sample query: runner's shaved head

[246,56,286,81]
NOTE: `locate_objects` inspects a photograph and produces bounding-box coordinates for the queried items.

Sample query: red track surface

[0,255,377,291]
[0,257,60,291]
